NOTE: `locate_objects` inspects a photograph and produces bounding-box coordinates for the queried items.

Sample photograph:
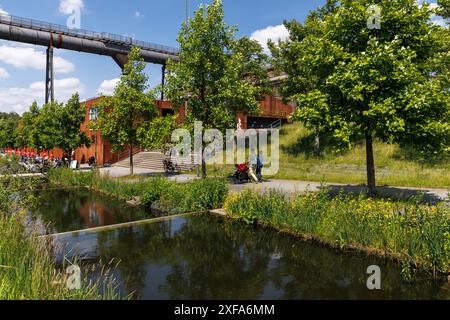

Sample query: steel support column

[161,64,166,101]
[45,46,54,104]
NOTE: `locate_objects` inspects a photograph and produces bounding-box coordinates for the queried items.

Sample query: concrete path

[97,166,449,202]
[98,166,163,178]
[5,166,448,202]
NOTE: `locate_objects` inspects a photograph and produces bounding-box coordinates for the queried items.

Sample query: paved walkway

[98,167,449,202]
[98,166,163,178]
[99,167,449,202]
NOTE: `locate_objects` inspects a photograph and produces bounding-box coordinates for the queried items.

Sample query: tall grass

[152,177,229,213]
[277,124,450,188]
[0,177,120,300]
[224,189,450,275]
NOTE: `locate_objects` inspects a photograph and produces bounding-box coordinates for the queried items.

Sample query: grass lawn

[205,124,450,189]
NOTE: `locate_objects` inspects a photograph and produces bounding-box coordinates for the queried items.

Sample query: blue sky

[0,0,443,114]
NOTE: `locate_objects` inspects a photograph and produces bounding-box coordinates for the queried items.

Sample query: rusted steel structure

[0,14,179,103]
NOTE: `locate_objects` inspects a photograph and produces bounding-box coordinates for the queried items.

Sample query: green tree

[0,112,20,148]
[94,47,157,175]
[436,0,450,90]
[272,0,450,194]
[16,95,89,155]
[235,37,270,92]
[34,102,63,151]
[57,93,91,157]
[137,115,179,153]
[16,102,41,148]
[165,0,262,177]
[438,0,450,18]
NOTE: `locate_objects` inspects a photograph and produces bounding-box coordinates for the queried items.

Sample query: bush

[143,178,229,213]
[140,177,175,208]
[166,178,229,213]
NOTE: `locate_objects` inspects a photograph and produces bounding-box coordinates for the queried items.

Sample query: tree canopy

[438,0,450,18]
[55,93,91,155]
[11,94,90,154]
[137,115,179,153]
[271,0,450,194]
[94,47,158,175]
[165,0,265,177]
[0,112,20,148]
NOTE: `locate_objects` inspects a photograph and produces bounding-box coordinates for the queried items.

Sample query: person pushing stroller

[232,162,259,184]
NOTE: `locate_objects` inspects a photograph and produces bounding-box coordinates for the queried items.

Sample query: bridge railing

[0,13,179,55]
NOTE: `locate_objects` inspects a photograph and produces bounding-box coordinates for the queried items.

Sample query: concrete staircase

[113,151,198,172]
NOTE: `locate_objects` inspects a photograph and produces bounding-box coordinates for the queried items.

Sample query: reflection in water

[55,216,450,300]
[30,189,147,235]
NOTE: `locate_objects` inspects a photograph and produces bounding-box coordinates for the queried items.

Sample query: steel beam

[0,24,179,65]
[45,46,54,104]
[161,64,166,101]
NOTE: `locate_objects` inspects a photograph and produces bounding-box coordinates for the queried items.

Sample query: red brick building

[75,94,294,166]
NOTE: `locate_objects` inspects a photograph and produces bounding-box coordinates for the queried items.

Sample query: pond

[30,189,148,235]
[35,190,450,300]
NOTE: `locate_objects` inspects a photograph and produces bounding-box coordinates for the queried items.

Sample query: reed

[0,177,120,300]
[224,189,450,275]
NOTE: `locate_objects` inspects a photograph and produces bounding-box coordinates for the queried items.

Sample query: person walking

[249,149,259,183]
[256,151,264,182]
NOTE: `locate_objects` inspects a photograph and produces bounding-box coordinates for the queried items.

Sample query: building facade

[75,94,294,166]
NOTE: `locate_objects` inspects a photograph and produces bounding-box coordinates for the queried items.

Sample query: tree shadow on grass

[391,145,450,167]
[281,131,355,159]
[320,184,447,205]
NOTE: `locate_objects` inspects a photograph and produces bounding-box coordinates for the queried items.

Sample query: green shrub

[141,177,175,208]
[47,167,95,187]
[177,178,229,213]
[157,178,229,213]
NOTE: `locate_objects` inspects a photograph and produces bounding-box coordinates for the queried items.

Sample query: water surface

[30,189,147,235]
[32,189,449,300]
[54,215,449,300]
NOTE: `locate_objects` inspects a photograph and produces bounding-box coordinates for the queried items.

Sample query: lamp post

[185,0,189,25]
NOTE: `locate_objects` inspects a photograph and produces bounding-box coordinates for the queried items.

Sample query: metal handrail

[0,13,179,55]
[269,119,282,129]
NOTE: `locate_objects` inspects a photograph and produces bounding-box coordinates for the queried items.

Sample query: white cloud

[251,24,290,53]
[417,0,448,27]
[97,78,119,95]
[59,0,84,14]
[0,6,8,15]
[0,67,9,79]
[431,16,447,26]
[0,45,75,73]
[0,78,85,114]
[134,11,144,19]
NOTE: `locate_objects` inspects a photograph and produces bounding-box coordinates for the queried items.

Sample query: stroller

[231,163,250,184]
[163,157,180,175]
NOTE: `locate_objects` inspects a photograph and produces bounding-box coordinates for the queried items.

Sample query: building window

[89,107,98,121]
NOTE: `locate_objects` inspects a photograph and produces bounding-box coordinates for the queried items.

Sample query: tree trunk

[129,144,134,176]
[202,158,207,179]
[365,132,376,196]
[314,133,320,155]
